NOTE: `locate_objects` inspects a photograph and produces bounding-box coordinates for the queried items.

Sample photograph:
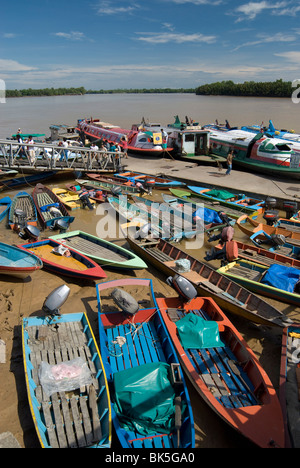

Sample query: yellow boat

[52,187,96,210]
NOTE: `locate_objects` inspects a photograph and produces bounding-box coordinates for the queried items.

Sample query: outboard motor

[217,211,233,226]
[111,186,122,196]
[134,223,152,239]
[283,200,298,219]
[264,196,277,210]
[263,209,279,226]
[270,234,286,246]
[50,218,69,233]
[19,225,40,242]
[166,275,197,303]
[42,284,70,317]
[136,181,152,195]
[14,209,27,231]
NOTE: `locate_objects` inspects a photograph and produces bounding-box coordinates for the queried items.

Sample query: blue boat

[8,191,38,230]
[22,299,112,448]
[188,185,265,215]
[0,171,56,191]
[96,278,195,449]
[0,196,11,223]
[114,171,185,189]
[250,230,300,260]
[0,241,43,278]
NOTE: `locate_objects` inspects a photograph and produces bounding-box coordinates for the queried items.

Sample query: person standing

[161,128,168,149]
[226,149,234,175]
[26,135,36,164]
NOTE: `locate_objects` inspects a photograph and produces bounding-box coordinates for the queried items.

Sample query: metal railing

[0,139,123,172]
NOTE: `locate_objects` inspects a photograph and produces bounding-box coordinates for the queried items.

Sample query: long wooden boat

[279,324,300,448]
[0,171,57,191]
[126,237,292,328]
[86,173,142,194]
[32,183,75,230]
[188,185,265,214]
[22,309,112,448]
[217,259,300,307]
[114,171,185,188]
[52,187,96,211]
[78,118,174,157]
[0,196,11,223]
[168,188,259,220]
[8,191,38,230]
[155,293,285,448]
[0,241,43,278]
[215,237,300,269]
[96,277,195,449]
[17,238,107,281]
[208,128,300,179]
[0,168,18,178]
[49,230,147,269]
[250,230,300,263]
[237,214,300,246]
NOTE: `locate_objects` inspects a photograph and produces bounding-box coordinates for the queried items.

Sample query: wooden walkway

[0,139,123,173]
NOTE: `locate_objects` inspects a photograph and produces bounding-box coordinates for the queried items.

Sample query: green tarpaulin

[206,189,237,200]
[113,362,176,435]
[176,313,224,349]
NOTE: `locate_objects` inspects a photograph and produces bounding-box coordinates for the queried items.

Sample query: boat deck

[59,236,129,262]
[227,264,263,282]
[25,320,106,448]
[167,307,259,408]
[26,244,88,270]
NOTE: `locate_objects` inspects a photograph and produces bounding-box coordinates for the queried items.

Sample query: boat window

[275,143,291,151]
[184,134,195,142]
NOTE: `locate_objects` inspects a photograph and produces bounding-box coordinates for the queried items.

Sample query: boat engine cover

[166,274,197,301]
[111,288,139,315]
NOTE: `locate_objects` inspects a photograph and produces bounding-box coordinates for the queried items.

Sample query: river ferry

[208,129,300,179]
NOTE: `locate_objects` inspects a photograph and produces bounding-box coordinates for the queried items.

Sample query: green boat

[217,259,300,307]
[49,230,147,270]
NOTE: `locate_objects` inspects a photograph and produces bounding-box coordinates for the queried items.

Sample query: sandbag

[111,288,139,315]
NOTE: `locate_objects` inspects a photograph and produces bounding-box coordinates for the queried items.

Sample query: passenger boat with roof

[77,118,173,157]
[208,128,300,179]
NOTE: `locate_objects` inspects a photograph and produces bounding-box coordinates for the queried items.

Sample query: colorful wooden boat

[215,237,300,269]
[126,237,291,327]
[78,118,174,157]
[0,241,43,278]
[208,129,300,179]
[0,196,11,223]
[0,171,57,191]
[22,308,112,448]
[49,230,147,270]
[188,185,265,214]
[85,173,141,195]
[168,188,259,220]
[217,259,300,307]
[32,183,75,230]
[114,171,185,188]
[279,324,300,448]
[250,230,300,263]
[8,191,38,230]
[52,187,96,211]
[96,277,195,449]
[0,168,18,178]
[155,293,285,448]
[237,214,300,246]
[17,238,107,281]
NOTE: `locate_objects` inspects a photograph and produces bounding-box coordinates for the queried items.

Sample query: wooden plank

[60,393,77,448]
[70,396,86,448]
[88,385,102,443]
[51,396,68,448]
[79,396,94,446]
[41,402,59,448]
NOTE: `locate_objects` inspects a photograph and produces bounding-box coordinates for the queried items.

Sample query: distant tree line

[6,87,87,97]
[195,79,292,97]
[85,88,195,94]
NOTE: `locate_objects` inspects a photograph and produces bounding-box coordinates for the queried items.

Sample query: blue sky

[1,0,300,89]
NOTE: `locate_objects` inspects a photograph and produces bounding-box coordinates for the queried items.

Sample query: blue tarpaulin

[192,207,222,225]
[176,313,224,349]
[261,264,300,293]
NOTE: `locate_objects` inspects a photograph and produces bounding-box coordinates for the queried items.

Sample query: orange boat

[237,214,300,245]
[155,288,285,448]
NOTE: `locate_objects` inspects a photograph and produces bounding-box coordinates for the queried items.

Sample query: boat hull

[0,242,43,279]
[155,295,285,448]
[8,191,38,230]
[17,239,107,280]
[22,311,112,448]
[96,278,195,449]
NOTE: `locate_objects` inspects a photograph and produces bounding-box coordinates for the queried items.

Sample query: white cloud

[166,0,222,4]
[135,32,216,44]
[0,59,36,72]
[94,1,140,15]
[233,32,298,50]
[53,31,86,41]
[235,1,287,21]
[275,51,300,63]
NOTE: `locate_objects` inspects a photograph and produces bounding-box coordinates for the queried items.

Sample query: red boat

[155,290,285,448]
[77,118,173,157]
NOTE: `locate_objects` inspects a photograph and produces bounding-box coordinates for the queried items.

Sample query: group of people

[16,130,36,163]
[88,135,128,161]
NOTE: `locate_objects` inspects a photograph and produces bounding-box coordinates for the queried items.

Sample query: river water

[0,93,299,139]
[0,93,297,448]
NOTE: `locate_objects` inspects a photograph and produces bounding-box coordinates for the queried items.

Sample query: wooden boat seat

[164,260,204,283]
[26,321,104,448]
[28,244,88,270]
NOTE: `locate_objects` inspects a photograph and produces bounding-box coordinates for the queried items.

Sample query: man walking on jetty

[225,149,234,175]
